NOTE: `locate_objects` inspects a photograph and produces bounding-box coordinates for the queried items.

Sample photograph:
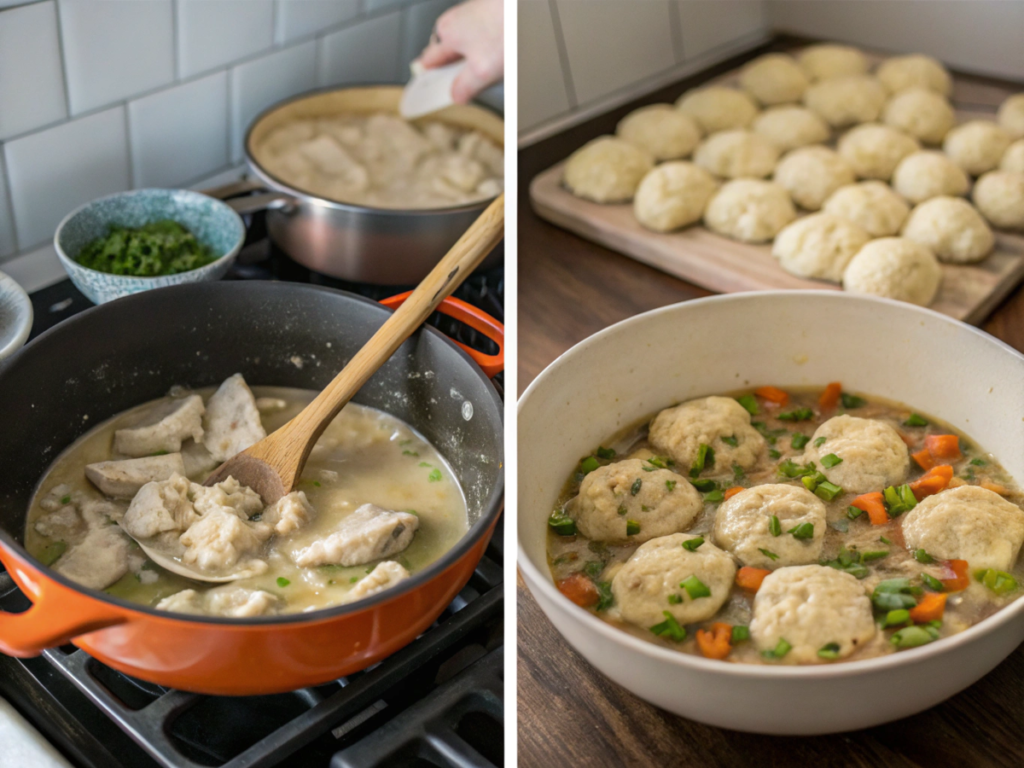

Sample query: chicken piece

[262,491,314,535]
[155,586,279,617]
[191,476,263,519]
[292,504,418,567]
[179,509,271,572]
[114,395,205,457]
[85,454,186,499]
[181,440,219,477]
[34,505,84,540]
[346,561,410,602]
[202,374,267,462]
[121,473,196,539]
[54,524,130,591]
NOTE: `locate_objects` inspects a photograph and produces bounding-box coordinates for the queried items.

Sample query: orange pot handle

[380,292,504,378]
[0,546,126,657]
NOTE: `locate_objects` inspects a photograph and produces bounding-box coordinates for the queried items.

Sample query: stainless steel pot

[225,85,504,284]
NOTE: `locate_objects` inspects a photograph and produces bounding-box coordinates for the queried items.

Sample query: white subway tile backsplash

[275,0,359,45]
[4,107,129,250]
[230,42,316,163]
[128,71,228,188]
[401,0,459,74]
[0,154,16,258]
[318,11,402,86]
[0,242,65,292]
[555,0,676,106]
[363,0,408,13]
[677,0,764,62]
[189,164,247,192]
[0,1,67,140]
[58,0,174,115]
[518,0,572,132]
[176,0,274,79]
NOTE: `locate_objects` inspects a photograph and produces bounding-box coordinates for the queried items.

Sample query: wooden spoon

[205,192,504,504]
[130,194,503,583]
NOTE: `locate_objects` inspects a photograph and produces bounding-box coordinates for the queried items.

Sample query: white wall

[0,0,462,291]
[769,0,1024,81]
[519,0,770,144]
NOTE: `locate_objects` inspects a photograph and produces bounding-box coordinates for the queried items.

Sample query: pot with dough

[0,281,504,695]
[229,85,505,284]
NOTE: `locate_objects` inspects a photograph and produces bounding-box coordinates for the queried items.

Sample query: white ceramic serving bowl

[518,291,1024,735]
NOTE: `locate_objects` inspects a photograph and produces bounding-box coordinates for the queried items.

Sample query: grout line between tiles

[669,0,684,64]
[547,0,577,109]
[51,0,73,118]
[225,64,234,166]
[122,105,135,189]
[0,149,20,259]
[171,0,180,82]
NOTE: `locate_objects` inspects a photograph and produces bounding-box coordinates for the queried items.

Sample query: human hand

[417,0,503,104]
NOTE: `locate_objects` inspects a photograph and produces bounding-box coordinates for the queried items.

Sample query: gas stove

[0,211,505,768]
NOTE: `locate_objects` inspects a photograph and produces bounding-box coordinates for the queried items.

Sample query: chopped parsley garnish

[703,489,724,503]
[631,478,642,496]
[921,573,945,592]
[650,611,686,642]
[813,437,827,447]
[276,577,291,588]
[667,594,683,605]
[841,393,867,409]
[778,459,815,479]
[682,536,704,552]
[690,478,717,492]
[913,549,934,564]
[788,522,815,540]
[768,448,781,459]
[732,464,745,482]
[596,446,616,459]
[403,450,419,457]
[583,561,604,580]
[879,536,891,545]
[820,453,843,468]
[595,582,614,611]
[758,548,779,561]
[817,642,841,660]
[736,395,759,415]
[617,505,627,516]
[860,550,889,562]
[547,512,576,536]
[904,413,929,427]
[680,575,711,599]
[970,458,987,466]
[768,515,781,537]
[791,433,810,450]
[77,219,217,276]
[690,443,715,477]
[60,495,72,505]
[428,468,442,482]
[626,519,641,536]
[665,480,677,491]
[778,408,813,422]
[722,436,739,447]
[761,638,792,660]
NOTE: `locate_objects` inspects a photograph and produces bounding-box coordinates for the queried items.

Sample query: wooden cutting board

[529,53,1024,325]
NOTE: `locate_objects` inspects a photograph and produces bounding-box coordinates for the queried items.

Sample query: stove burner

[5,211,504,768]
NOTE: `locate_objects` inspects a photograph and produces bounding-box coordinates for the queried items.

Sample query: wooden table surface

[516,38,1024,768]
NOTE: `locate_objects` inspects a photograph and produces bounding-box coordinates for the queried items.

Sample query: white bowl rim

[53,187,246,283]
[0,270,33,359]
[517,289,1024,680]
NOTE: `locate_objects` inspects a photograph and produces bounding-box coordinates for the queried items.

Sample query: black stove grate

[3,212,504,768]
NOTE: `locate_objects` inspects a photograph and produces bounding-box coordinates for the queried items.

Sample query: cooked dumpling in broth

[26,374,469,617]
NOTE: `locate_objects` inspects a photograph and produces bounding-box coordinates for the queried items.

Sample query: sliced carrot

[909,465,954,501]
[819,382,842,411]
[941,559,970,592]
[909,593,947,623]
[851,491,888,525]
[724,486,745,501]
[911,448,935,471]
[696,622,733,660]
[925,434,962,462]
[981,480,1010,496]
[735,566,771,592]
[754,386,789,406]
[556,573,599,608]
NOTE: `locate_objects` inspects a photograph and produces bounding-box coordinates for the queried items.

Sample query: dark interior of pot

[0,282,503,548]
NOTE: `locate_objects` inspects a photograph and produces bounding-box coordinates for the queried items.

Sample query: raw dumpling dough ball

[837,124,920,181]
[891,151,970,204]
[752,106,830,152]
[822,181,910,237]
[751,565,875,664]
[648,395,766,473]
[1000,139,1024,174]
[611,534,736,627]
[973,170,1024,229]
[633,162,718,232]
[877,54,952,96]
[842,237,942,307]
[676,86,759,133]
[571,459,702,543]
[943,120,1013,176]
[704,179,797,243]
[882,88,955,145]
[798,44,868,82]
[739,53,809,106]
[693,130,780,179]
[902,485,1024,571]
[774,146,856,211]
[998,94,1024,139]
[772,213,871,282]
[616,104,702,161]
[901,197,994,263]
[802,415,910,494]
[713,484,827,568]
[563,136,654,203]
[803,75,887,128]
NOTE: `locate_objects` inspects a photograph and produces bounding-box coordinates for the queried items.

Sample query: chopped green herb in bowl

[77,220,217,277]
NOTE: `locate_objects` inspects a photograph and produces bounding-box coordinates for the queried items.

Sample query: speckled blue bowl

[54,188,245,304]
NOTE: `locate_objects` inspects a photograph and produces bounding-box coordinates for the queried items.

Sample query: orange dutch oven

[0,281,504,695]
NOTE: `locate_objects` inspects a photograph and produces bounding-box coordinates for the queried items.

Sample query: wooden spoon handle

[285,193,504,453]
